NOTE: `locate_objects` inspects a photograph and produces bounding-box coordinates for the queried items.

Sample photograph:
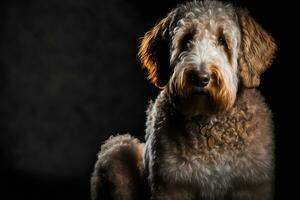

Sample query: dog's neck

[159,90,220,149]
[185,115,218,149]
[162,89,245,149]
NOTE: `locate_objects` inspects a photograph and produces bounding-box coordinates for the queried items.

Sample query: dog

[91,1,276,199]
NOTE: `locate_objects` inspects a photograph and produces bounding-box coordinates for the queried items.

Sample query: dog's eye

[217,35,228,49]
[180,31,194,51]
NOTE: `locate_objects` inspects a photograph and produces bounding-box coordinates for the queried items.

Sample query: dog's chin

[174,91,215,117]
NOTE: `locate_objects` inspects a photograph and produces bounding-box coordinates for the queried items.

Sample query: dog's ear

[237,9,277,88]
[138,13,175,88]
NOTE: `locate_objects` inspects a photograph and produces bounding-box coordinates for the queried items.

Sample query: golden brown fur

[138,16,173,88]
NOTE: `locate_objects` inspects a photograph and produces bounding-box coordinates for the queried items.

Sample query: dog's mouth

[192,86,209,96]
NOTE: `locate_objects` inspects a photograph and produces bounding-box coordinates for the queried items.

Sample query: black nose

[188,70,210,87]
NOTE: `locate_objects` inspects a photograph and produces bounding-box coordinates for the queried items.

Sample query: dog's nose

[188,70,210,87]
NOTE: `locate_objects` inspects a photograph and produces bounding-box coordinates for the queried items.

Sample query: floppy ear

[138,13,174,88]
[237,9,277,88]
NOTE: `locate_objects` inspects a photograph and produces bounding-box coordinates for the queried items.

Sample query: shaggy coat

[91,1,276,199]
[144,89,273,199]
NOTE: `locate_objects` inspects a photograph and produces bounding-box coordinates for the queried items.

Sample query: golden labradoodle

[91,0,276,199]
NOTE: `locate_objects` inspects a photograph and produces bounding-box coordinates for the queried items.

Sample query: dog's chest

[156,117,250,189]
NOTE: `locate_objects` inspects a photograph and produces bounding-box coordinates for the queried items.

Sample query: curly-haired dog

[91,1,276,199]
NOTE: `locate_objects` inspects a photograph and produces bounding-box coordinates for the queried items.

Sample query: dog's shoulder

[234,88,272,125]
[145,91,172,137]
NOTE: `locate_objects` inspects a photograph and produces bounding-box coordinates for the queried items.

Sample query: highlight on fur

[138,15,174,88]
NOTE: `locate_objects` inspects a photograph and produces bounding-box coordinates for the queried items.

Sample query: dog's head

[138,0,276,116]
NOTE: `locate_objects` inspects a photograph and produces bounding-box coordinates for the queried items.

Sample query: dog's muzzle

[187,69,211,94]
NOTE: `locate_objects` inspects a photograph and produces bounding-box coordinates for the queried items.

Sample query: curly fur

[91,1,276,199]
[144,89,274,199]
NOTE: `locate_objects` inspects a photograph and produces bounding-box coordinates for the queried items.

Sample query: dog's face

[139,1,276,116]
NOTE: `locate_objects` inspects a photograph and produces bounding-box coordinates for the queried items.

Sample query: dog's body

[91,1,276,199]
[144,88,273,199]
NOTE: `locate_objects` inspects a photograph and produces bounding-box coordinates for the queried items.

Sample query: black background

[0,0,296,199]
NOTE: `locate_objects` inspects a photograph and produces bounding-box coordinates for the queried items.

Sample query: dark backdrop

[0,0,295,199]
